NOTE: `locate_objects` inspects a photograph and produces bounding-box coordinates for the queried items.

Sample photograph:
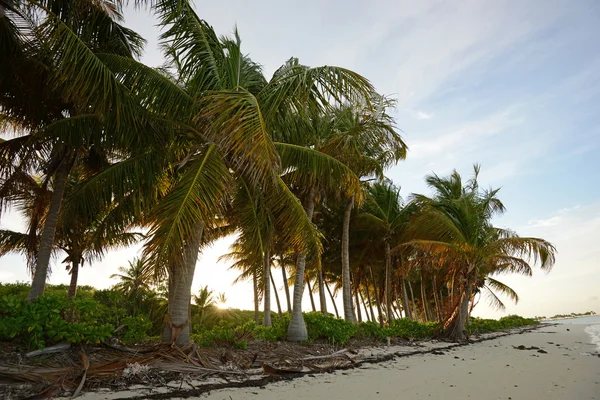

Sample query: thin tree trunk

[280,255,292,313]
[28,159,71,301]
[341,195,356,323]
[325,281,339,318]
[287,187,316,341]
[354,290,362,322]
[368,266,384,327]
[401,278,412,320]
[433,277,442,322]
[407,279,417,322]
[394,286,402,320]
[270,271,282,316]
[162,222,203,344]
[306,279,316,312]
[253,271,260,324]
[384,241,393,326]
[365,285,376,322]
[359,291,371,322]
[317,268,327,315]
[420,274,429,323]
[263,247,272,326]
[67,257,79,299]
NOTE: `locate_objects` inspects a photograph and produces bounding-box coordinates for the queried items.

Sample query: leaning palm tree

[404,166,556,340]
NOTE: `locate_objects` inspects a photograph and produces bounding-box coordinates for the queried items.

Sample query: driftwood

[24,342,71,358]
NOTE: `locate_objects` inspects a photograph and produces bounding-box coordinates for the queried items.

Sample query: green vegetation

[0,0,556,349]
[467,315,539,335]
[0,284,539,350]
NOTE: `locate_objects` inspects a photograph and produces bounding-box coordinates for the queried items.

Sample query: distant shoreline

[539,314,598,322]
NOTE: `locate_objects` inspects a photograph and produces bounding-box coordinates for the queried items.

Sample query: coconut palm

[0,0,148,302]
[404,166,556,340]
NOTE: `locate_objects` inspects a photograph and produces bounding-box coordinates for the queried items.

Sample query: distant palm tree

[110,258,151,302]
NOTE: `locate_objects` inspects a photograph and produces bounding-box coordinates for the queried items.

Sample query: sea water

[546,315,600,352]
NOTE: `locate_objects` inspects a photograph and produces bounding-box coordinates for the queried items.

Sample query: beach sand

[199,324,599,400]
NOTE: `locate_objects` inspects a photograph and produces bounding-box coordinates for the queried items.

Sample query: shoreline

[73,323,585,400]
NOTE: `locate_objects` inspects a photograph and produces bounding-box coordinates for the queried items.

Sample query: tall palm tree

[404,166,556,340]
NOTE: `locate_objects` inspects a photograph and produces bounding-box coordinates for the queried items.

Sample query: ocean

[545,315,600,352]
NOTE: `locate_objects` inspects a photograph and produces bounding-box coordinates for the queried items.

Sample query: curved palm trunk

[325,281,339,318]
[442,276,472,341]
[384,241,393,326]
[253,271,260,324]
[341,195,356,323]
[368,266,384,327]
[318,268,327,315]
[67,257,80,299]
[263,247,272,326]
[270,271,282,316]
[28,160,71,302]
[306,279,316,312]
[287,187,316,342]
[280,255,292,313]
[162,223,203,344]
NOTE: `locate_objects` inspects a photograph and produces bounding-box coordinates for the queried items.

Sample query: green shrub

[0,294,114,349]
[121,315,152,345]
[467,314,538,334]
[303,312,357,344]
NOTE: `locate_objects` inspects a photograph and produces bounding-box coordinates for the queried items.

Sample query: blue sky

[1,0,599,318]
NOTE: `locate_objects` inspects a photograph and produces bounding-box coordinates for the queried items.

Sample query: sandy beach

[73,323,600,400]
[198,324,599,400]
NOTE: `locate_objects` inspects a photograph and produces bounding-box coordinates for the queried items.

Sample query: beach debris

[537,349,548,354]
[122,362,151,379]
[24,342,71,358]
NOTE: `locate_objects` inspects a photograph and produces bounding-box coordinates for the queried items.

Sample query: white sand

[199,324,599,400]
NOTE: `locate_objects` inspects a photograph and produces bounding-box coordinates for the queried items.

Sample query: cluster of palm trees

[0,0,555,344]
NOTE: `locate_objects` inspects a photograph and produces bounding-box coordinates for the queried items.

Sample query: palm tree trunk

[420,274,429,323]
[443,275,472,341]
[341,195,356,323]
[324,281,339,318]
[253,271,260,324]
[365,285,376,322]
[407,279,417,322]
[354,290,362,322]
[317,268,328,315]
[162,222,203,344]
[263,247,272,326]
[280,255,292,313]
[359,291,371,322]
[67,257,80,299]
[384,241,393,326]
[368,266,384,327]
[28,160,71,302]
[270,271,282,316]
[306,279,316,312]
[401,278,412,320]
[287,186,316,341]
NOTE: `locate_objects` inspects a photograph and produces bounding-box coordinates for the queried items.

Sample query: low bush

[467,314,538,334]
[0,295,114,349]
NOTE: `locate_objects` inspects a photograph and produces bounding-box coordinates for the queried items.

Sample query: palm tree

[404,166,556,340]
[98,1,374,344]
[110,258,151,299]
[321,99,407,323]
[0,0,148,301]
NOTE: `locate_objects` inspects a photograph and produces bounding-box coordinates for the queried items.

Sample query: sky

[1,0,599,319]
